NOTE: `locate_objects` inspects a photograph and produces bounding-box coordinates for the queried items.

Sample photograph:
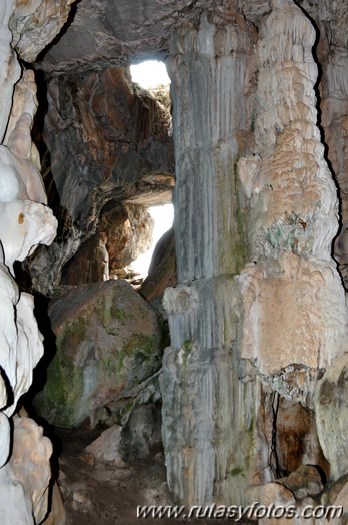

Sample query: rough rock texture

[37,0,196,74]
[9,0,76,63]
[0,1,70,522]
[10,416,53,524]
[41,482,66,525]
[237,0,347,382]
[140,226,177,306]
[102,203,154,278]
[275,398,329,478]
[278,464,323,500]
[26,66,174,294]
[160,9,260,505]
[160,0,347,509]
[0,1,21,142]
[61,232,109,285]
[33,280,167,428]
[1,0,347,519]
[120,403,163,461]
[85,425,126,467]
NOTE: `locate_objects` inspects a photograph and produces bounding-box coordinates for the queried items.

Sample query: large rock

[33,280,167,428]
[140,226,176,307]
[84,425,126,467]
[120,403,162,461]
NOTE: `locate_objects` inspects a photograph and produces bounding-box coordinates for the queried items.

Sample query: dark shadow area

[0,366,14,412]
[295,0,344,273]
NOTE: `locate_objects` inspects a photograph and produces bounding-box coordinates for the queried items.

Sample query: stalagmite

[161,0,348,507]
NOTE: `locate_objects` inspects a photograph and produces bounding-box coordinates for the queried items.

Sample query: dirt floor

[55,428,238,525]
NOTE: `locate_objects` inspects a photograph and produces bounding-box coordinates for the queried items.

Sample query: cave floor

[56,428,237,525]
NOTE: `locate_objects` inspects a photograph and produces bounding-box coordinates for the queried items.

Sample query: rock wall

[0,0,73,522]
[25,66,174,295]
[161,0,348,509]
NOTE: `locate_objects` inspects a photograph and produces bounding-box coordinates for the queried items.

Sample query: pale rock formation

[161,0,348,509]
[237,0,347,384]
[85,425,126,467]
[0,1,21,143]
[160,8,259,506]
[0,1,71,523]
[9,0,76,63]
[10,416,53,524]
[34,280,167,428]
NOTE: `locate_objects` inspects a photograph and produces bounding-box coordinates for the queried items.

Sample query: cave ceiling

[34,0,274,74]
[32,0,347,75]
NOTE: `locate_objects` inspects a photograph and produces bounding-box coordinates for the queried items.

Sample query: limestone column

[160,0,348,508]
[160,10,263,506]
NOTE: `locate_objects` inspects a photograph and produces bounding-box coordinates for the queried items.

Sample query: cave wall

[0,0,348,520]
[0,1,76,522]
[25,66,174,294]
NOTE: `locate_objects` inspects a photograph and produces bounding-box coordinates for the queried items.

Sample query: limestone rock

[61,232,109,285]
[103,203,154,278]
[275,398,329,479]
[62,202,154,284]
[9,0,76,63]
[85,425,126,467]
[140,226,176,306]
[33,280,167,428]
[120,403,162,461]
[26,66,173,294]
[9,416,52,524]
[279,465,324,500]
[41,482,66,525]
[0,464,33,525]
[38,0,194,74]
[0,414,10,469]
[237,254,346,408]
[0,0,21,143]
[314,352,348,481]
[246,482,296,525]
[0,267,46,419]
[321,474,348,507]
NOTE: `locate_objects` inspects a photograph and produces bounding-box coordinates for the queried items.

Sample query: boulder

[140,226,176,309]
[120,403,162,461]
[33,280,167,428]
[84,425,126,467]
[279,465,323,500]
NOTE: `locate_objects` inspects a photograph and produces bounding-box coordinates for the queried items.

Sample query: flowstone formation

[0,0,72,522]
[160,0,348,511]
